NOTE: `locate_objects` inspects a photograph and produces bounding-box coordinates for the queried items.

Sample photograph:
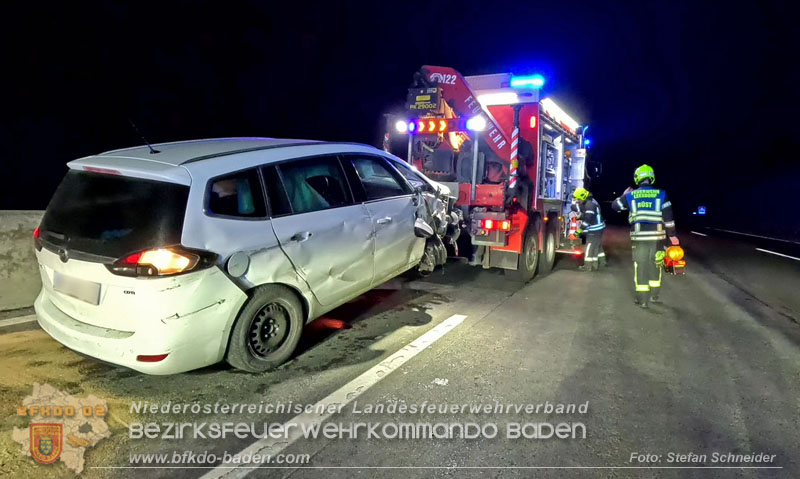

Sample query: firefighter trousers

[632,239,664,303]
[584,231,604,270]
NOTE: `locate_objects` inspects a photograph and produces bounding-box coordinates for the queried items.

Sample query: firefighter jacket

[612,185,676,241]
[578,196,606,232]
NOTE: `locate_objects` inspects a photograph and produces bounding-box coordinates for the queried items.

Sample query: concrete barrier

[0,211,43,311]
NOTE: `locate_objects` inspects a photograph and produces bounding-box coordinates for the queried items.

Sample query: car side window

[206,168,266,218]
[262,166,292,217]
[350,156,411,201]
[277,156,352,214]
[391,160,432,192]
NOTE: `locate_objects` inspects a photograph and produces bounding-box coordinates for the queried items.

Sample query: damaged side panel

[180,186,317,321]
[366,196,424,282]
[270,204,375,306]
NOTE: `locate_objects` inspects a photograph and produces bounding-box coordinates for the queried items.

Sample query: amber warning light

[664,246,686,275]
[395,118,471,134]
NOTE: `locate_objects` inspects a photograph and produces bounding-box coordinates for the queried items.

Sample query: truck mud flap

[487,248,519,270]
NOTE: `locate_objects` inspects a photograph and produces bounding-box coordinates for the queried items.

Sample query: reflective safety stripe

[634,263,651,292]
[616,198,626,210]
[631,220,664,224]
[631,213,664,220]
[664,221,675,228]
[632,236,665,241]
[628,213,664,223]
[632,234,666,238]
[649,280,661,287]
[598,252,606,257]
[655,198,662,211]
[662,201,671,208]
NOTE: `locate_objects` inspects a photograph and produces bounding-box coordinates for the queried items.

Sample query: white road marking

[201,313,468,479]
[755,248,800,262]
[711,228,800,245]
[0,314,37,329]
[690,231,708,237]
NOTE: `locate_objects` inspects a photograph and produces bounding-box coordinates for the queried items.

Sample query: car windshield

[40,170,189,259]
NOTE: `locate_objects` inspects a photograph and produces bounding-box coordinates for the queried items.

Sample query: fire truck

[385,65,591,281]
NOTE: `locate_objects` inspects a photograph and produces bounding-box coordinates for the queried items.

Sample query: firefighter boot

[634,294,649,309]
[650,293,662,304]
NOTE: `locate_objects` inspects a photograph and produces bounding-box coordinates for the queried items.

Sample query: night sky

[2,2,797,237]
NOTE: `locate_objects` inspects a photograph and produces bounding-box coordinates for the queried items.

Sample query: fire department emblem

[30,423,62,464]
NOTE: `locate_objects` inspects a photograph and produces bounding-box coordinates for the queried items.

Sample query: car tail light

[480,219,511,231]
[33,226,42,251]
[107,247,217,277]
[137,353,169,362]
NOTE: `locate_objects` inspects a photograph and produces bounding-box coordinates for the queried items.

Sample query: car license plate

[53,272,101,305]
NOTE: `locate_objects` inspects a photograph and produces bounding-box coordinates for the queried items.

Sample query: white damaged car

[33,138,453,374]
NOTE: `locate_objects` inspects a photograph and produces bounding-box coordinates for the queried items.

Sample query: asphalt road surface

[1,226,799,478]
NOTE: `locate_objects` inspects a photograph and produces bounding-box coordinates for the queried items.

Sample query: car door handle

[376,217,393,225]
[291,231,312,242]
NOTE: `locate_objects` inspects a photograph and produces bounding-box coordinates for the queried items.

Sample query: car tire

[509,227,539,282]
[539,225,557,274]
[226,285,304,373]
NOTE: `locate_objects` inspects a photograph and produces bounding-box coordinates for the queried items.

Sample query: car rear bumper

[34,285,246,375]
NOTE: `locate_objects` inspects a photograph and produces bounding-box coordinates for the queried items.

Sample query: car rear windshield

[40,170,190,260]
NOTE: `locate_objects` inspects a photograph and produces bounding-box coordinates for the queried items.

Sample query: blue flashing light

[697,206,706,215]
[407,121,416,133]
[584,138,592,147]
[510,74,545,89]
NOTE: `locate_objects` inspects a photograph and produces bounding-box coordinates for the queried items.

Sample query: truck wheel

[226,285,304,373]
[509,229,539,282]
[539,226,557,274]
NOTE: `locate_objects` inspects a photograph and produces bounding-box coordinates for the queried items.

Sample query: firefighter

[611,164,679,308]
[573,187,606,271]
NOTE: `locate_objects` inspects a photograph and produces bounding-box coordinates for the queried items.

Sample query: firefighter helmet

[573,187,590,201]
[634,164,655,185]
